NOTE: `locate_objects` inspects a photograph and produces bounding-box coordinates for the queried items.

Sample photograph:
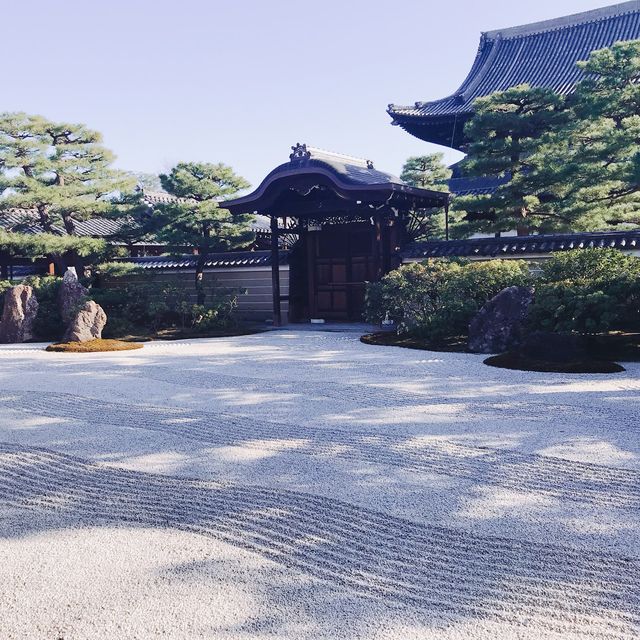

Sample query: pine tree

[400,154,451,240]
[151,162,253,305]
[0,112,137,270]
[524,41,640,228]
[457,85,568,235]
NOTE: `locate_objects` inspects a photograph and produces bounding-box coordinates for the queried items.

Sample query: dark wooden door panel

[310,226,375,321]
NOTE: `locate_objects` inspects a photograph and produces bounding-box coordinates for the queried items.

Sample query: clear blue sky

[5,0,621,187]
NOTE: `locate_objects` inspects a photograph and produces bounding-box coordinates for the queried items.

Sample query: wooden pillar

[306,223,317,320]
[381,216,391,275]
[296,218,308,322]
[374,212,383,279]
[270,214,282,327]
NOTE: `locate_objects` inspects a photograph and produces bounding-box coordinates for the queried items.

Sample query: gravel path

[0,330,639,639]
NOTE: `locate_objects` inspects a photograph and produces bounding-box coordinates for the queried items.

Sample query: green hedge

[528,249,640,334]
[364,258,530,342]
[365,249,640,342]
[0,269,242,340]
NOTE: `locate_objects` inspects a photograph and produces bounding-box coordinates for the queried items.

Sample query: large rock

[58,267,89,324]
[0,285,39,343]
[63,300,107,342]
[468,286,534,354]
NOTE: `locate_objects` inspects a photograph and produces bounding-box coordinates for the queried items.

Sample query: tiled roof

[140,190,178,205]
[223,144,449,215]
[449,175,508,197]
[0,191,268,240]
[403,230,640,259]
[0,209,132,238]
[388,2,640,148]
[268,145,404,187]
[124,250,289,270]
[0,210,50,235]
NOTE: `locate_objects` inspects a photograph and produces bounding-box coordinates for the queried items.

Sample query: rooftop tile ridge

[306,146,374,169]
[484,1,640,41]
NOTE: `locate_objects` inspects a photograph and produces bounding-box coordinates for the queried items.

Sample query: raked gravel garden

[0,328,639,639]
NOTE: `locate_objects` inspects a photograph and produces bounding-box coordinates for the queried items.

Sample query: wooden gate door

[310,225,375,321]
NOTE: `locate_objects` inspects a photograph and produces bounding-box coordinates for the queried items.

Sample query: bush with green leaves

[436,259,531,338]
[94,261,142,280]
[90,272,242,337]
[22,275,65,341]
[528,249,640,334]
[365,260,457,337]
[365,258,530,341]
[90,281,190,336]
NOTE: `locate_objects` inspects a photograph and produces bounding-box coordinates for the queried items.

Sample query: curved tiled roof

[223,144,449,215]
[389,2,640,148]
[264,145,404,187]
[403,229,640,259]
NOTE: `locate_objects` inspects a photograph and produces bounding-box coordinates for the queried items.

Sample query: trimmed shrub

[539,248,640,283]
[90,277,242,337]
[365,260,459,338]
[436,260,531,338]
[529,249,640,334]
[22,275,64,341]
[364,258,531,342]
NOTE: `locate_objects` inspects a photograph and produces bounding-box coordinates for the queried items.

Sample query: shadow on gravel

[0,443,638,639]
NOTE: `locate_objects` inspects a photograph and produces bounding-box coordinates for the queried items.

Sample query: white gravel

[0,329,639,639]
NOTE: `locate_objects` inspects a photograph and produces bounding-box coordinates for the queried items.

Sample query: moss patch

[484,352,624,374]
[46,339,144,353]
[360,332,467,353]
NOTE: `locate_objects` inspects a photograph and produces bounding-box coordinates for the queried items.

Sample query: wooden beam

[270,215,282,327]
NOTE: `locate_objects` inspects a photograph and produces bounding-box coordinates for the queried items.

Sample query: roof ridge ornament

[289,143,311,163]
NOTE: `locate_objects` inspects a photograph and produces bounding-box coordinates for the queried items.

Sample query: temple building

[221,144,448,324]
[388,1,640,153]
[385,0,640,261]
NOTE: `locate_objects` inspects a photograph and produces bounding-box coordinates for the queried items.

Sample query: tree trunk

[517,207,529,236]
[195,256,206,306]
[36,204,54,232]
[59,214,86,277]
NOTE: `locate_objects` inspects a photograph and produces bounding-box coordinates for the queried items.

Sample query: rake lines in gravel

[0,443,638,640]
[105,365,640,431]
[2,391,640,511]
